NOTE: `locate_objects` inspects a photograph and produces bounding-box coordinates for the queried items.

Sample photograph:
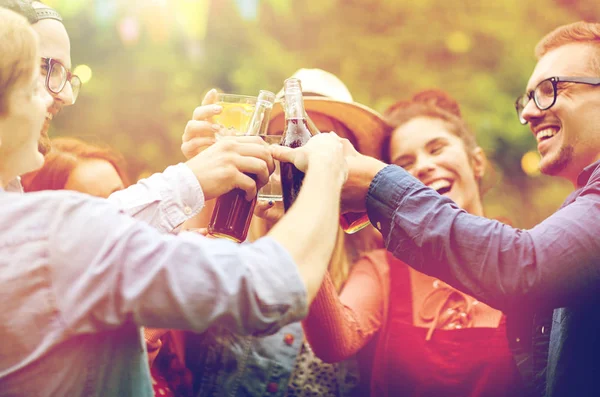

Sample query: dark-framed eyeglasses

[40,57,82,104]
[515,76,600,125]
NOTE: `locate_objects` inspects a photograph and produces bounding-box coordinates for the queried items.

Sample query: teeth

[428,180,451,192]
[536,128,558,140]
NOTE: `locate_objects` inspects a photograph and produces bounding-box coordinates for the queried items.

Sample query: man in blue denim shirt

[276,21,600,397]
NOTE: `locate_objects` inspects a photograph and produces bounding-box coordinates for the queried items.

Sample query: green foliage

[51,0,597,227]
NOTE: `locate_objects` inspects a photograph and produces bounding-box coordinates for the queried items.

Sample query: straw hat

[270,68,388,158]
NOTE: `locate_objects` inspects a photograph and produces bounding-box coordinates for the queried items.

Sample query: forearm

[368,165,600,312]
[268,160,343,303]
[181,199,215,231]
[49,193,307,336]
[303,274,377,362]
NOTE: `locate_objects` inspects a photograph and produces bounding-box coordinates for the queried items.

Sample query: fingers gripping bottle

[208,90,275,242]
[279,78,314,212]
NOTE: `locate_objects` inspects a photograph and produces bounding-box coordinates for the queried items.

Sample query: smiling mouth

[427,179,453,195]
[535,127,559,144]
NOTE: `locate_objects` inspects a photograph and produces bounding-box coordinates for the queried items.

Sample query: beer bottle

[208,90,276,242]
[280,78,313,212]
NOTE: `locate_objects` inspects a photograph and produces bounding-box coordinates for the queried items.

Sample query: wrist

[307,154,346,187]
[342,155,386,212]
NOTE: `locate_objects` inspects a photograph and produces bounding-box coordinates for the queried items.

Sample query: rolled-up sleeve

[107,163,204,233]
[47,192,306,337]
[366,165,600,313]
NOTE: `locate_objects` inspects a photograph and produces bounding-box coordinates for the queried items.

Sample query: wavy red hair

[21,137,129,192]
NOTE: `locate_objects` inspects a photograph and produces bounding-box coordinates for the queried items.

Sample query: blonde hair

[535,21,600,72]
[0,7,39,116]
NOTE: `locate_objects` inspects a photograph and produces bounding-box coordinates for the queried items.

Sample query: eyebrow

[425,137,449,148]
[41,56,71,70]
[391,137,449,164]
[391,153,412,165]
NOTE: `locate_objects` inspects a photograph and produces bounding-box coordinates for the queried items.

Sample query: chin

[539,147,573,177]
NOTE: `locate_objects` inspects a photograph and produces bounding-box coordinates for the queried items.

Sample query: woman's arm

[302,253,389,363]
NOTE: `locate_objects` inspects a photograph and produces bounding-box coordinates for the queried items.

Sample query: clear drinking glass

[213,93,257,136]
[257,134,283,202]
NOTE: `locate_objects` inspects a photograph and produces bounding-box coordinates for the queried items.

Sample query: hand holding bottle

[185,136,274,201]
[271,132,348,187]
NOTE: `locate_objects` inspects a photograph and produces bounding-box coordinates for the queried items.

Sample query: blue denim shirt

[366,162,600,397]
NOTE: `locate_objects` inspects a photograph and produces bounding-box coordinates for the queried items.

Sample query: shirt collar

[5,177,24,194]
[577,160,600,187]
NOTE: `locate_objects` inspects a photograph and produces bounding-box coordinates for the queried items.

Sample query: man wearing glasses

[282,21,600,396]
[1,0,273,235]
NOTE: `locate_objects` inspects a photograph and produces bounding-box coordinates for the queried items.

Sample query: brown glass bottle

[340,212,371,234]
[280,78,313,212]
[208,90,275,242]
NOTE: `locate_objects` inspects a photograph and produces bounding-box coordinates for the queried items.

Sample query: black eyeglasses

[40,57,82,104]
[515,76,600,125]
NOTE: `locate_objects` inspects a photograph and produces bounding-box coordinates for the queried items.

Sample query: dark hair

[382,89,478,162]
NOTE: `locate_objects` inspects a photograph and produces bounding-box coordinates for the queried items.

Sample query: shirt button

[184,206,192,215]
[376,221,382,230]
[267,382,278,393]
[516,337,521,343]
[541,326,546,334]
[284,333,294,345]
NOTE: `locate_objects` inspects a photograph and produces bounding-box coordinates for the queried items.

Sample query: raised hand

[185,136,275,201]
[270,131,348,187]
[181,89,223,159]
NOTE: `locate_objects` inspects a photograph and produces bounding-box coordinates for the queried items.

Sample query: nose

[413,156,436,180]
[520,96,544,125]
[53,81,75,106]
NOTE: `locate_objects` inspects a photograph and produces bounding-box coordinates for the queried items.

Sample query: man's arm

[48,192,306,337]
[107,164,204,234]
[364,164,600,313]
[108,137,274,234]
[269,133,348,302]
[47,134,345,335]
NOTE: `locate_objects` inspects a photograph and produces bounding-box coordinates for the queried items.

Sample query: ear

[470,146,486,180]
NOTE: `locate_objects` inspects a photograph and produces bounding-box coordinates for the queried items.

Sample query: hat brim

[271,96,388,158]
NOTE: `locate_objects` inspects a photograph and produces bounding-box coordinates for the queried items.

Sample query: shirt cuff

[160,163,205,231]
[366,165,418,241]
[243,236,309,334]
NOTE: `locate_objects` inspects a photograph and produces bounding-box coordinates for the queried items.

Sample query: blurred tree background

[45,0,600,228]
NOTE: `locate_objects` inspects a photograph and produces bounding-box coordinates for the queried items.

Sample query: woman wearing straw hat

[298,90,527,397]
[179,69,387,396]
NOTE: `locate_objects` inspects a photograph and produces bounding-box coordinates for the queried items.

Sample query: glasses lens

[515,94,528,125]
[48,62,67,94]
[534,79,555,110]
[70,75,82,104]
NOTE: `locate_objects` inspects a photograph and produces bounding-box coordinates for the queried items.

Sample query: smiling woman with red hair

[303,89,527,397]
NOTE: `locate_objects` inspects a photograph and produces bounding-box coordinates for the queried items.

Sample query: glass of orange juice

[213,93,257,137]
